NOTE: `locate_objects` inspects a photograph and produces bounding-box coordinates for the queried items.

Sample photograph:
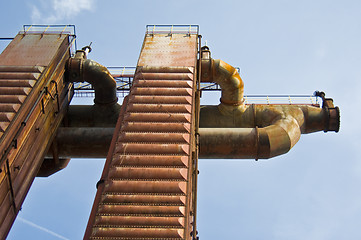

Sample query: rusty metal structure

[0,25,339,240]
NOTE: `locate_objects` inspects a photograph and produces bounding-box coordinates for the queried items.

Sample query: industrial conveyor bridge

[0,25,339,239]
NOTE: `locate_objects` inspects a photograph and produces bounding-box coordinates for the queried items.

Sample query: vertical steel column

[85,28,198,239]
[0,31,73,239]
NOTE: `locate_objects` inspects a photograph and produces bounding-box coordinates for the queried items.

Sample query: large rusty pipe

[199,104,339,159]
[48,102,338,159]
[200,104,339,133]
[51,47,339,160]
[65,104,335,132]
[66,50,118,105]
[50,127,114,158]
[199,103,339,159]
[198,48,339,158]
[67,104,121,127]
[199,112,302,159]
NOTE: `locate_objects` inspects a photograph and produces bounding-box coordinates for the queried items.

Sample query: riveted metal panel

[0,34,69,66]
[137,34,198,67]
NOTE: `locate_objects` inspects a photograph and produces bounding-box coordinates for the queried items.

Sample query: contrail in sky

[18,217,70,240]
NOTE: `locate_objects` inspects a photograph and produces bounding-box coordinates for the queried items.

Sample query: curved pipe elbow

[201,58,244,106]
[82,59,118,105]
[258,116,301,159]
[199,115,301,159]
[66,55,118,105]
[213,59,244,105]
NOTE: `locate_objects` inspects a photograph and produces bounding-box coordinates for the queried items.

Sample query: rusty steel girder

[84,30,199,240]
[0,31,74,239]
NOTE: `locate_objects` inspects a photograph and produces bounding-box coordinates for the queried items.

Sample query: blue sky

[1,0,361,239]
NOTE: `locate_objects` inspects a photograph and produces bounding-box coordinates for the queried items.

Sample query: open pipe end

[325,106,340,133]
[315,91,340,133]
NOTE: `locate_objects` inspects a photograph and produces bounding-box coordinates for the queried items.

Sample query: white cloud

[30,0,95,23]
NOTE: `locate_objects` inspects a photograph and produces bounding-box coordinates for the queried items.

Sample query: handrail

[107,66,136,78]
[22,24,76,35]
[146,25,199,35]
[243,95,319,106]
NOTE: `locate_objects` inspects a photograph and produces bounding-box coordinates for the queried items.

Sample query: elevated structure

[0,25,75,238]
[0,25,339,240]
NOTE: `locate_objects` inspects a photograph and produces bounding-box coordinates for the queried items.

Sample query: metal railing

[146,25,199,35]
[243,95,319,106]
[22,25,76,35]
[108,66,136,78]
